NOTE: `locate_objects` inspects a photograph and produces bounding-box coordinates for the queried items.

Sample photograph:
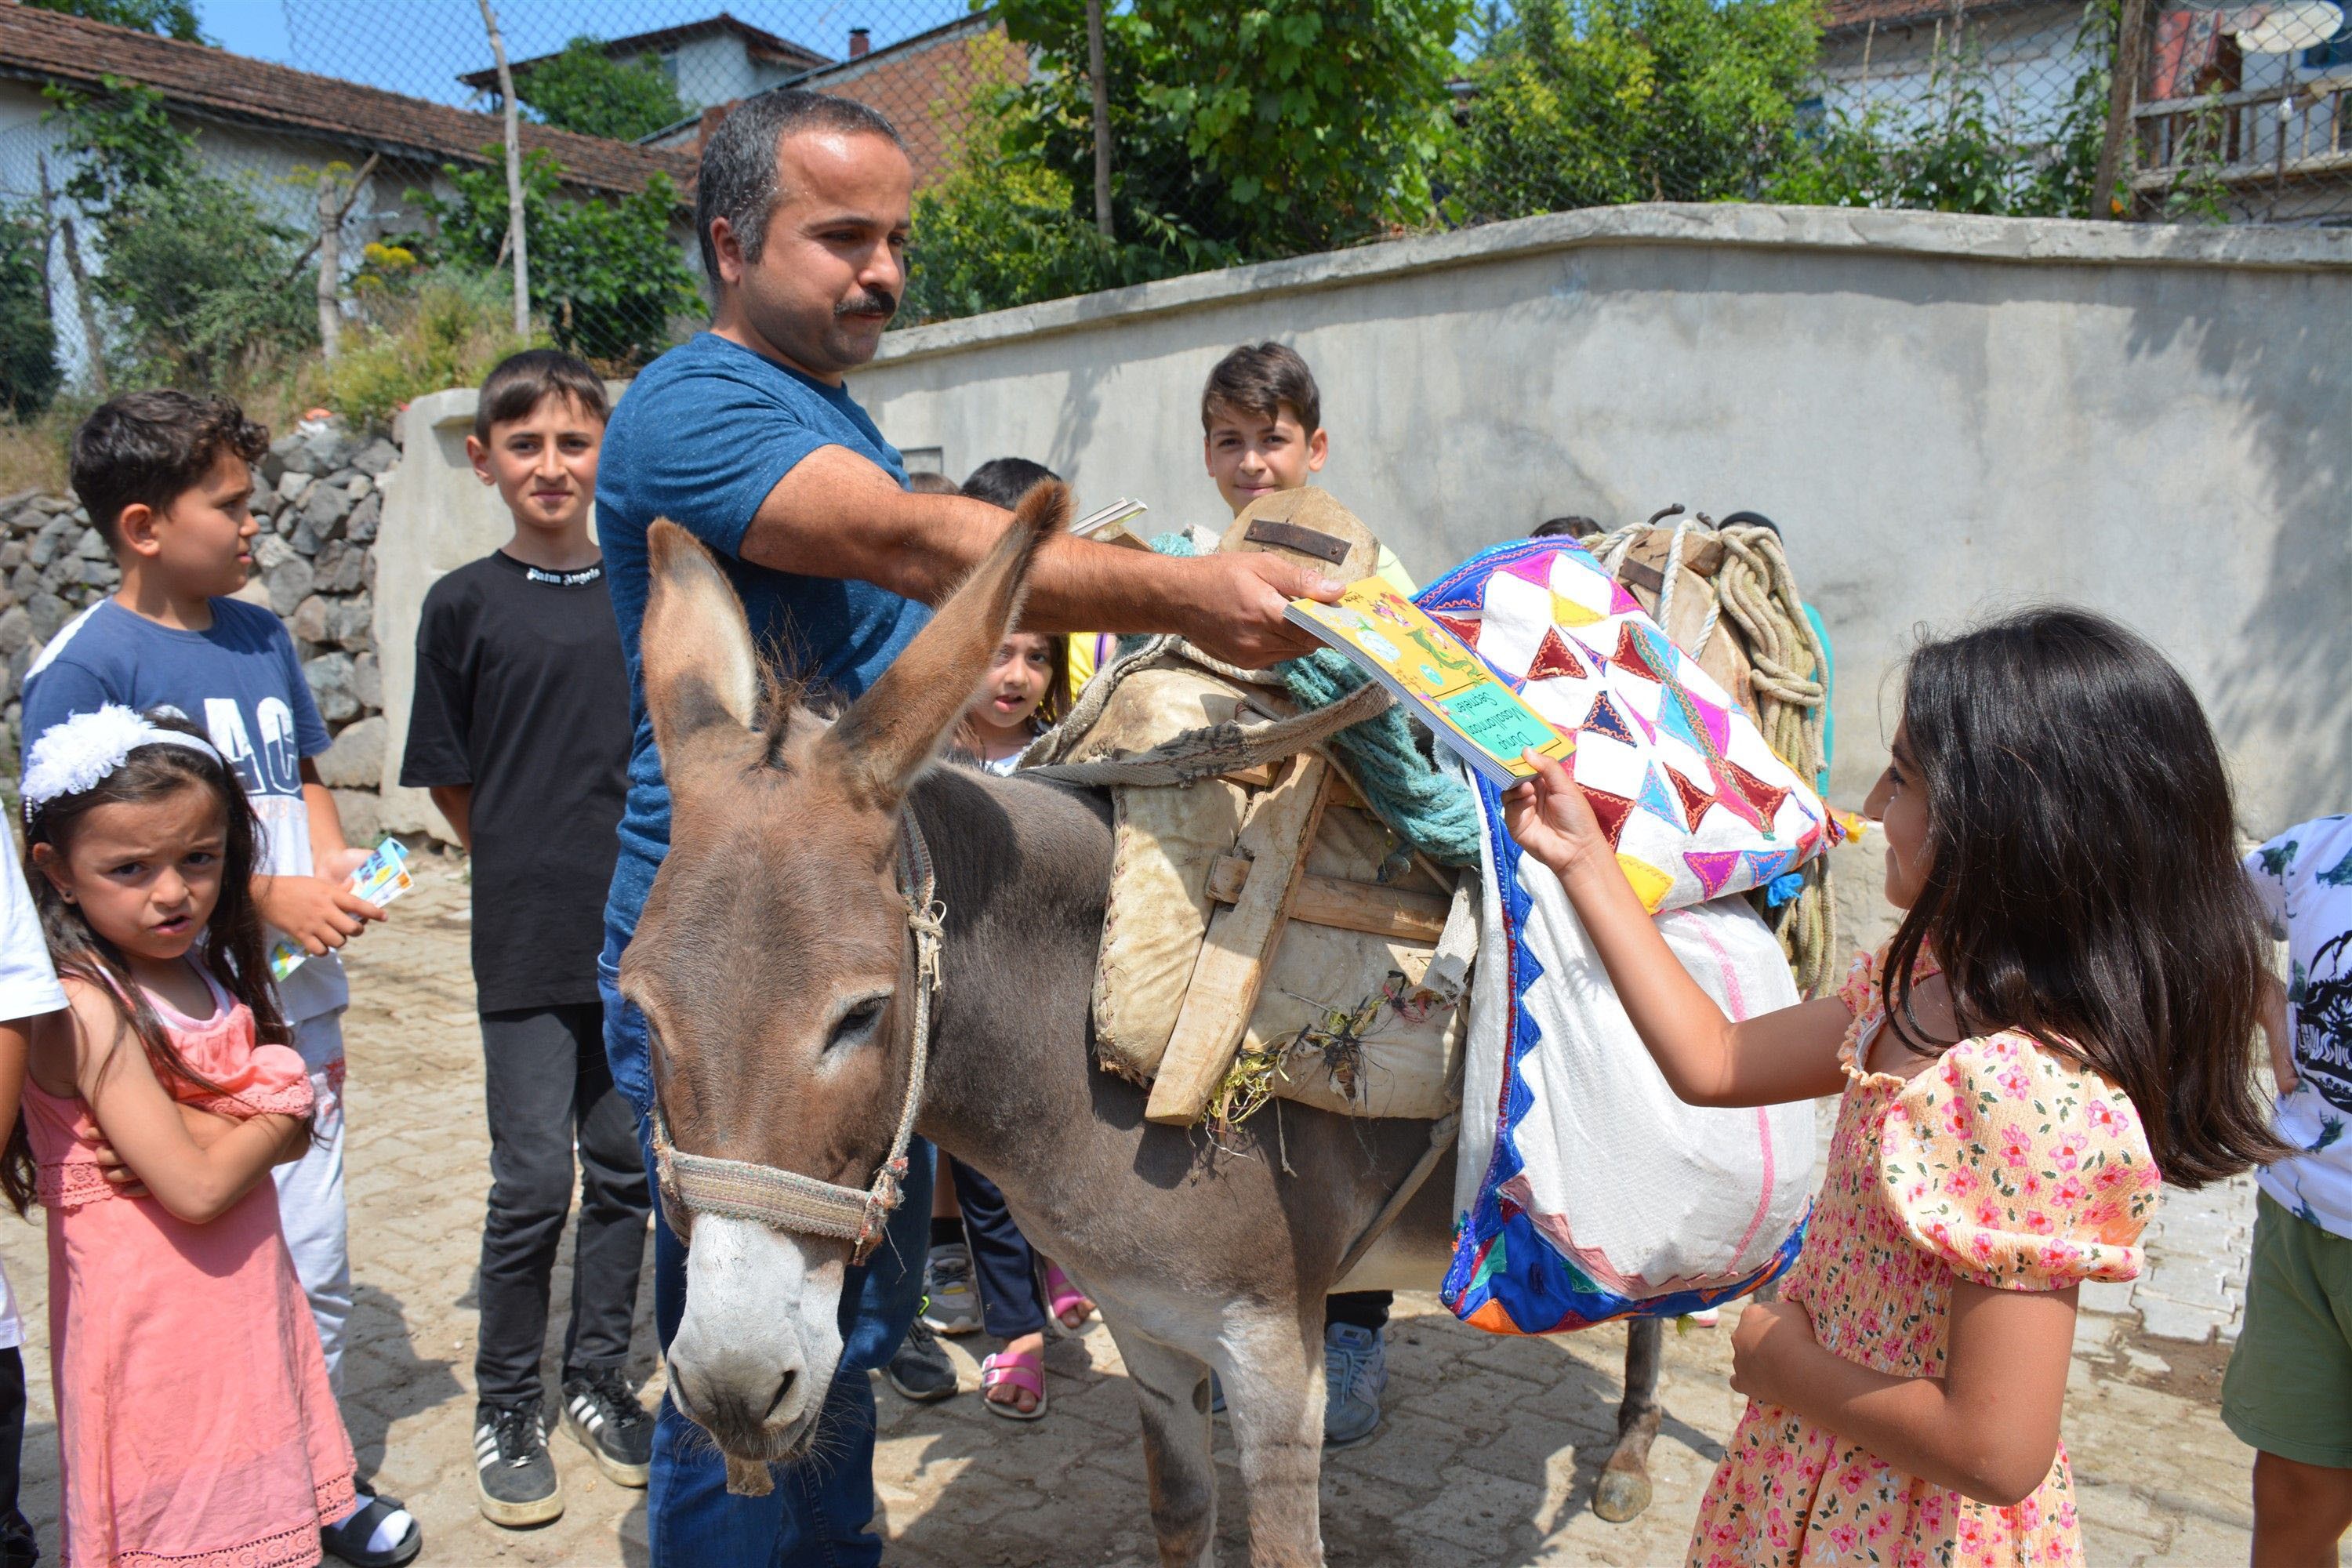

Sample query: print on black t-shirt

[401,550,630,1013]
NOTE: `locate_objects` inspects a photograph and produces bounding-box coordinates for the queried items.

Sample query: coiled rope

[1591,514,1839,996]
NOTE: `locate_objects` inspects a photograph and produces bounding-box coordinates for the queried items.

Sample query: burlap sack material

[1070,491,1466,1123]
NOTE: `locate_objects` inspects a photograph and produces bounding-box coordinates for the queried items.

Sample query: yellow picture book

[1286,579,1573,787]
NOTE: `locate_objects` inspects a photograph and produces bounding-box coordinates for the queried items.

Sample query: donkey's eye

[827,993,889,1051]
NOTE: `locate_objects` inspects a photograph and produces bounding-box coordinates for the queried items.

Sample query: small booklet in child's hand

[269,837,413,981]
[1285,579,1573,788]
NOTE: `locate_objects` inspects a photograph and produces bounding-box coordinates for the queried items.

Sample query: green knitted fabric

[1135,532,1482,867]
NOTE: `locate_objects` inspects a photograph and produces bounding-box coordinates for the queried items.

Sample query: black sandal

[321,1491,423,1568]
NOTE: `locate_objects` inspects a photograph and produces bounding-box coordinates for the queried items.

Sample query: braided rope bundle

[1590,516,1839,996]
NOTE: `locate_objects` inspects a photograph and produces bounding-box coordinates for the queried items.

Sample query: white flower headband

[20,705,222,822]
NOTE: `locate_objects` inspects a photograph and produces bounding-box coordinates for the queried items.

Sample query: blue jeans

[601,932,933,1567]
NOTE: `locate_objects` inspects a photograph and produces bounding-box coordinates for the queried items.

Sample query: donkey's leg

[1217,1308,1327,1568]
[1105,1317,1221,1568]
[1592,1316,1664,1523]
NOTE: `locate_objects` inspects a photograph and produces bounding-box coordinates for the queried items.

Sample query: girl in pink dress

[10,706,358,1567]
[1503,608,2285,1567]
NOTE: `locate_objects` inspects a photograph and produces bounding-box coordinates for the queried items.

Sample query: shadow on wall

[2128,294,2352,835]
[862,212,2350,829]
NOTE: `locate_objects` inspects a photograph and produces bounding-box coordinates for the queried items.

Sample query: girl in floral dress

[1504,608,2283,1567]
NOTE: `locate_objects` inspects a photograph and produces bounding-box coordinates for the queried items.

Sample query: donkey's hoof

[1592,1468,1652,1523]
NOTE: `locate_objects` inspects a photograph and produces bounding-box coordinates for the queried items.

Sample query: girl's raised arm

[49,982,304,1225]
[1505,750,1853,1107]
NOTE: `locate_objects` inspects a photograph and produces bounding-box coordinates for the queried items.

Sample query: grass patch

[296,267,545,435]
[0,412,72,497]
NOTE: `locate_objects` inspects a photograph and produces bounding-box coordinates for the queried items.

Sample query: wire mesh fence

[0,0,2341,419]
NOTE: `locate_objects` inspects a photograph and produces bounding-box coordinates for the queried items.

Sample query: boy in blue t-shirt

[19,391,418,1568]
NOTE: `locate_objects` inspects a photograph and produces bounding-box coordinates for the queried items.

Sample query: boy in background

[20,390,417,1567]
[401,351,652,1527]
[1202,342,1417,600]
[1196,341,1396,1447]
[2228,816,2352,1565]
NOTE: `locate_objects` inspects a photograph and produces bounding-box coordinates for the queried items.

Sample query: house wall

[659,33,812,112]
[805,22,1029,188]
[844,203,2352,839]
[1816,6,2352,222]
[0,79,446,386]
[1815,2,2100,137]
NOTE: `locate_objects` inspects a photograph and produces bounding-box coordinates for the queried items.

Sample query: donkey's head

[622,485,1064,1461]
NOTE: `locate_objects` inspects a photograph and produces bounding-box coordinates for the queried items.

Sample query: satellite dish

[2232,1,2343,53]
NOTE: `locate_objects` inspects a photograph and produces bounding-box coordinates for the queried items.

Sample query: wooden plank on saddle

[1203,855,1452,943]
[1145,753,1332,1125]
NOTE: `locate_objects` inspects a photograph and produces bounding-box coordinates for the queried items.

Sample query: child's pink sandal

[1043,1261,1094,1332]
[979,1345,1047,1421]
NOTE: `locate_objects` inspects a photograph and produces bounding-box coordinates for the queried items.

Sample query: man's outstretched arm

[739,445,1341,669]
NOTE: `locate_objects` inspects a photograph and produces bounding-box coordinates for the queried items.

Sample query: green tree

[411,151,700,366]
[24,0,205,42]
[1450,0,1823,220]
[46,80,314,386]
[0,210,60,419]
[515,37,690,143]
[994,0,1469,262]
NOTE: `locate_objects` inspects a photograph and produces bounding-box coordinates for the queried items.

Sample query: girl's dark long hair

[4,713,289,1214]
[1882,607,2284,1188]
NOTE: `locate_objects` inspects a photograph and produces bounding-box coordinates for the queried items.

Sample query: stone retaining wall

[0,419,398,843]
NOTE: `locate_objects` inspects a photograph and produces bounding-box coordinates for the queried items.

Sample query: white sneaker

[921,1243,982,1335]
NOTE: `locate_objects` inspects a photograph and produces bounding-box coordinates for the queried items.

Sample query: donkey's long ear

[641,519,760,767]
[821,481,1068,808]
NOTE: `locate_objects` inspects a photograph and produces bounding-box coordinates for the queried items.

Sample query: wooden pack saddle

[1023,489,1475,1128]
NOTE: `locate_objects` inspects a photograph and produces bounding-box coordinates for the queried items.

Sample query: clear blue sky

[196,2,969,108]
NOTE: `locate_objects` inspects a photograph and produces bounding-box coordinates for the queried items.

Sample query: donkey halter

[647,814,946,1266]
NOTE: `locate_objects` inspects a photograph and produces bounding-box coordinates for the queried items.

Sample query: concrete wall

[374,389,518,841]
[373,387,607,843]
[848,203,2352,839]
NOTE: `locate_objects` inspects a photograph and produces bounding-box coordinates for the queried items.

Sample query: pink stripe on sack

[1679,912,1777,1265]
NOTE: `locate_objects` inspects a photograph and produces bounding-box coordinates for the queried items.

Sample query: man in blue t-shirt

[597,91,1338,1562]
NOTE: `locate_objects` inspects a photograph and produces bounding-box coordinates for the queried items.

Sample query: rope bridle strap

[648,813,945,1266]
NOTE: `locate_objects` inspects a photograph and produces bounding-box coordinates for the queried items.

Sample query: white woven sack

[1457,826,1818,1301]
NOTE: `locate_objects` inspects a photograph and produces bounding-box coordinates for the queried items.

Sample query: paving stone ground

[0,854,2299,1564]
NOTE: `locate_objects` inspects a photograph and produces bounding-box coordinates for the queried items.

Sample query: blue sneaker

[1322,1323,1387,1448]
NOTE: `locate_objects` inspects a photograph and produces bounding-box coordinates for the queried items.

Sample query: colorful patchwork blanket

[1417,539,1828,1331]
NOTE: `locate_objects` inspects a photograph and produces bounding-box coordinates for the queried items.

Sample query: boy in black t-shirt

[401,351,652,1528]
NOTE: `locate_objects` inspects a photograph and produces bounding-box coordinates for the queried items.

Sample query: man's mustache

[837,289,898,320]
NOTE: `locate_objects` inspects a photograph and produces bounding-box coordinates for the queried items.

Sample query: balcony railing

[2130,72,2352,192]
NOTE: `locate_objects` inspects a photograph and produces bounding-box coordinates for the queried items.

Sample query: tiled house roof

[0,4,699,198]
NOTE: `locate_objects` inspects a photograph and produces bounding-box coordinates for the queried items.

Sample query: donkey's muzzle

[667,1214,847,1461]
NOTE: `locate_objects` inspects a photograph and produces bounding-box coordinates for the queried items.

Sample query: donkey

[619,485,1666,1565]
